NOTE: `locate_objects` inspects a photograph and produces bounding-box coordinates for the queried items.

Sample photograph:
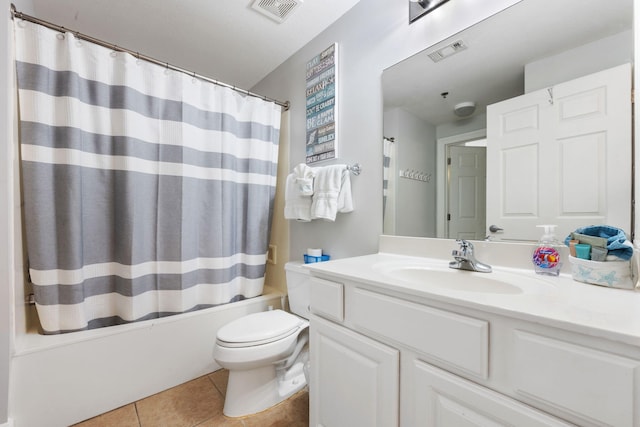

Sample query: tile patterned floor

[73,369,309,427]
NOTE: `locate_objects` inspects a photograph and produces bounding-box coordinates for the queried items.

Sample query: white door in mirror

[448,145,486,240]
[486,63,632,242]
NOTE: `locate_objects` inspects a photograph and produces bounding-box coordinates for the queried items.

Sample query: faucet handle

[456,239,473,250]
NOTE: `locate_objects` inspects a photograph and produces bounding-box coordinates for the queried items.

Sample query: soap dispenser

[532,225,561,276]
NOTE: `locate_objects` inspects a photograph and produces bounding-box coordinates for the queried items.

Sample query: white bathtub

[9,287,285,427]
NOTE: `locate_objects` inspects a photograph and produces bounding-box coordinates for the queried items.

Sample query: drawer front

[309,277,344,322]
[352,287,489,379]
[513,330,640,427]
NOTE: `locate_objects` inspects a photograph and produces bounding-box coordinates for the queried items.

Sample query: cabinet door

[513,330,640,427]
[310,316,399,427]
[413,360,572,427]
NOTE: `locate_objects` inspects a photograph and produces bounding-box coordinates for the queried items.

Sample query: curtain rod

[9,4,290,111]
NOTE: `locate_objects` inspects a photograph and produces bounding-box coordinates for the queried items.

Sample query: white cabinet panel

[513,330,640,427]
[310,277,344,322]
[310,316,399,427]
[352,287,489,379]
[414,360,572,427]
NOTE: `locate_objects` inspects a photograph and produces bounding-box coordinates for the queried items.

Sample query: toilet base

[223,361,307,417]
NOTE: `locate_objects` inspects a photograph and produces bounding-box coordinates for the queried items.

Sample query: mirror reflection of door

[486,64,632,242]
[447,141,486,240]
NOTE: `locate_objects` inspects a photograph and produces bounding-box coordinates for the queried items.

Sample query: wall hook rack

[400,168,431,183]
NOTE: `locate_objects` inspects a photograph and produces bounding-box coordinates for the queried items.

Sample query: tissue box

[304,254,330,263]
[568,255,637,290]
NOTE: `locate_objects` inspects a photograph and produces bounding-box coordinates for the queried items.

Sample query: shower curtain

[14,21,282,334]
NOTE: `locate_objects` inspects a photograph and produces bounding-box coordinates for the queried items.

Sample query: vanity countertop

[305,251,640,347]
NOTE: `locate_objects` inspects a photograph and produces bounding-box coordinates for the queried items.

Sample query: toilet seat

[217,310,305,348]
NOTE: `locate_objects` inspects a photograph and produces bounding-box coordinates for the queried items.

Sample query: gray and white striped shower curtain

[383,137,394,220]
[14,22,281,334]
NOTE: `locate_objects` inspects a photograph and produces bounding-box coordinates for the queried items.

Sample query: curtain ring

[56,26,66,40]
[110,45,118,57]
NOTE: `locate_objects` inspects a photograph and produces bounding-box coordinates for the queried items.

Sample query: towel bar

[346,163,362,176]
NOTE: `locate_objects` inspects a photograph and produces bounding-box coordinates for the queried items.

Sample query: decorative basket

[568,255,637,290]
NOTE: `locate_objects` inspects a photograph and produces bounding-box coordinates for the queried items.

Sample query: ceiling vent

[427,40,467,63]
[251,0,303,23]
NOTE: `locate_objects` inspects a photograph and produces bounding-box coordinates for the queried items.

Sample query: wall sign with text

[305,43,338,164]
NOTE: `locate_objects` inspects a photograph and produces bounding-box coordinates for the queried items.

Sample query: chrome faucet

[449,239,492,273]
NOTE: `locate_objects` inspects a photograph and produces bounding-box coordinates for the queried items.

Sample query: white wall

[253,0,522,260]
[436,113,487,140]
[386,107,436,237]
[525,30,633,93]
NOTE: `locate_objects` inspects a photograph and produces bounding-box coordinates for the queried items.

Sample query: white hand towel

[337,169,353,214]
[311,165,353,221]
[293,163,315,196]
[284,173,312,221]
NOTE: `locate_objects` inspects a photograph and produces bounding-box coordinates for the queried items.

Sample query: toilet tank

[284,261,312,320]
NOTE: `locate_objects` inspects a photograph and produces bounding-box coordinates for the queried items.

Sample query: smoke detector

[251,0,303,23]
[454,101,476,117]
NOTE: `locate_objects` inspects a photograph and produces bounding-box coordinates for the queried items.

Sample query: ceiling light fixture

[454,101,476,117]
[409,0,450,23]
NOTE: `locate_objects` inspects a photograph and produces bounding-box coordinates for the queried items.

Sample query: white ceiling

[22,0,360,90]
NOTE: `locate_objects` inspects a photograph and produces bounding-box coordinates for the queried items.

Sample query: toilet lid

[217,309,304,346]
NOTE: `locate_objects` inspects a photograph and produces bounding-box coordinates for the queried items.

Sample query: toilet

[213,261,311,417]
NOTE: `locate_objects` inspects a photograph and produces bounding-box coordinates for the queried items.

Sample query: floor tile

[136,376,224,427]
[194,414,245,427]
[208,369,229,396]
[72,403,140,427]
[243,389,309,427]
[71,370,308,427]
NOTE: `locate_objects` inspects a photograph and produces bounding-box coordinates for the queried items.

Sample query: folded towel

[565,225,633,260]
[284,173,312,221]
[311,165,353,221]
[293,163,315,196]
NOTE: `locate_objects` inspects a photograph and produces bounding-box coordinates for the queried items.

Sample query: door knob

[489,225,504,233]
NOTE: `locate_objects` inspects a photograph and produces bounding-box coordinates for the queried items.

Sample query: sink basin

[384,267,522,294]
[373,260,554,295]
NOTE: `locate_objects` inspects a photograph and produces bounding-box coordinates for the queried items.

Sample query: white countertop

[305,249,640,347]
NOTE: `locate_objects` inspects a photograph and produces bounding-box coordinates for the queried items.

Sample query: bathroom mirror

[382,0,633,242]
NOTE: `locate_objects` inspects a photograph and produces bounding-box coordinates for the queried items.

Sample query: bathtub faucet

[449,239,492,273]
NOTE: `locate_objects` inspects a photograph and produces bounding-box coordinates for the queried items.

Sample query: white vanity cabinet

[310,316,399,427]
[411,361,571,426]
[308,274,640,427]
[309,277,399,426]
